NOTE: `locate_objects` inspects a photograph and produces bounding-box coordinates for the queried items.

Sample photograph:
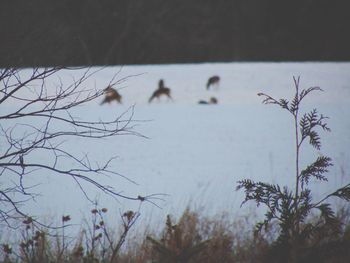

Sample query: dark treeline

[1,0,349,67]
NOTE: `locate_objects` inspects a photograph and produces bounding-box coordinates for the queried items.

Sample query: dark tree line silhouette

[1,0,349,67]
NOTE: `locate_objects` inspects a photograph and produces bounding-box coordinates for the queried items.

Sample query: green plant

[237,77,350,262]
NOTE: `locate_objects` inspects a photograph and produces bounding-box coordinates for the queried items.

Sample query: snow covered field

[3,62,350,228]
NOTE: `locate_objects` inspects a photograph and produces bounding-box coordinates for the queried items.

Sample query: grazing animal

[148,79,173,103]
[206,75,220,90]
[101,86,122,104]
[209,97,218,104]
[198,97,218,105]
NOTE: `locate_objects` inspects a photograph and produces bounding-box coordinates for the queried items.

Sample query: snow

[2,62,350,230]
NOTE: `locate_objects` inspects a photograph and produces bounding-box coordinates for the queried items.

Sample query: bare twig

[0,67,156,228]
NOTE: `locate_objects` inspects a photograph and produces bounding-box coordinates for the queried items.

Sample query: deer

[100,86,122,104]
[198,97,218,105]
[148,79,173,103]
[206,75,220,90]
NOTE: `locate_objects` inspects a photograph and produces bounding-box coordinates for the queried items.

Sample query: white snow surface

[2,62,350,229]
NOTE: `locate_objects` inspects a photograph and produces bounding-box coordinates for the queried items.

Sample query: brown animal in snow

[148,79,173,103]
[198,97,218,105]
[206,75,220,90]
[101,86,122,104]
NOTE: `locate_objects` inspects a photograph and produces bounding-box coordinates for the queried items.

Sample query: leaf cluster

[239,77,350,251]
[237,180,295,238]
[328,184,350,201]
[299,109,330,150]
[300,156,332,186]
[258,77,322,116]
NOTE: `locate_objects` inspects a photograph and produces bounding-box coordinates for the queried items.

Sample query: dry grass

[1,206,350,263]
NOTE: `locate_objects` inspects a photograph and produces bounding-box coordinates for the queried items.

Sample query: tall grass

[1,205,349,263]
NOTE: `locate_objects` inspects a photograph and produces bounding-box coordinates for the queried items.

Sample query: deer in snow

[100,86,122,104]
[198,97,218,105]
[206,75,220,90]
[148,79,173,103]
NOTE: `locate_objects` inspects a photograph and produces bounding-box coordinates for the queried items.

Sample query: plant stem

[293,77,300,237]
[292,77,301,263]
[294,114,300,233]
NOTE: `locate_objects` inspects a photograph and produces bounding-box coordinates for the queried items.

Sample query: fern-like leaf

[299,113,310,139]
[257,93,292,113]
[279,98,289,110]
[299,87,323,103]
[300,109,330,149]
[309,130,321,149]
[237,179,297,239]
[290,93,299,113]
[237,179,284,209]
[300,156,332,185]
[329,184,350,201]
[317,203,335,222]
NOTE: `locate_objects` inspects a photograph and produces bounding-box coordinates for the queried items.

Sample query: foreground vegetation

[1,206,350,263]
[237,77,350,263]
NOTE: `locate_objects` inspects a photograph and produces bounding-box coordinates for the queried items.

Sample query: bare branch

[0,67,156,228]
